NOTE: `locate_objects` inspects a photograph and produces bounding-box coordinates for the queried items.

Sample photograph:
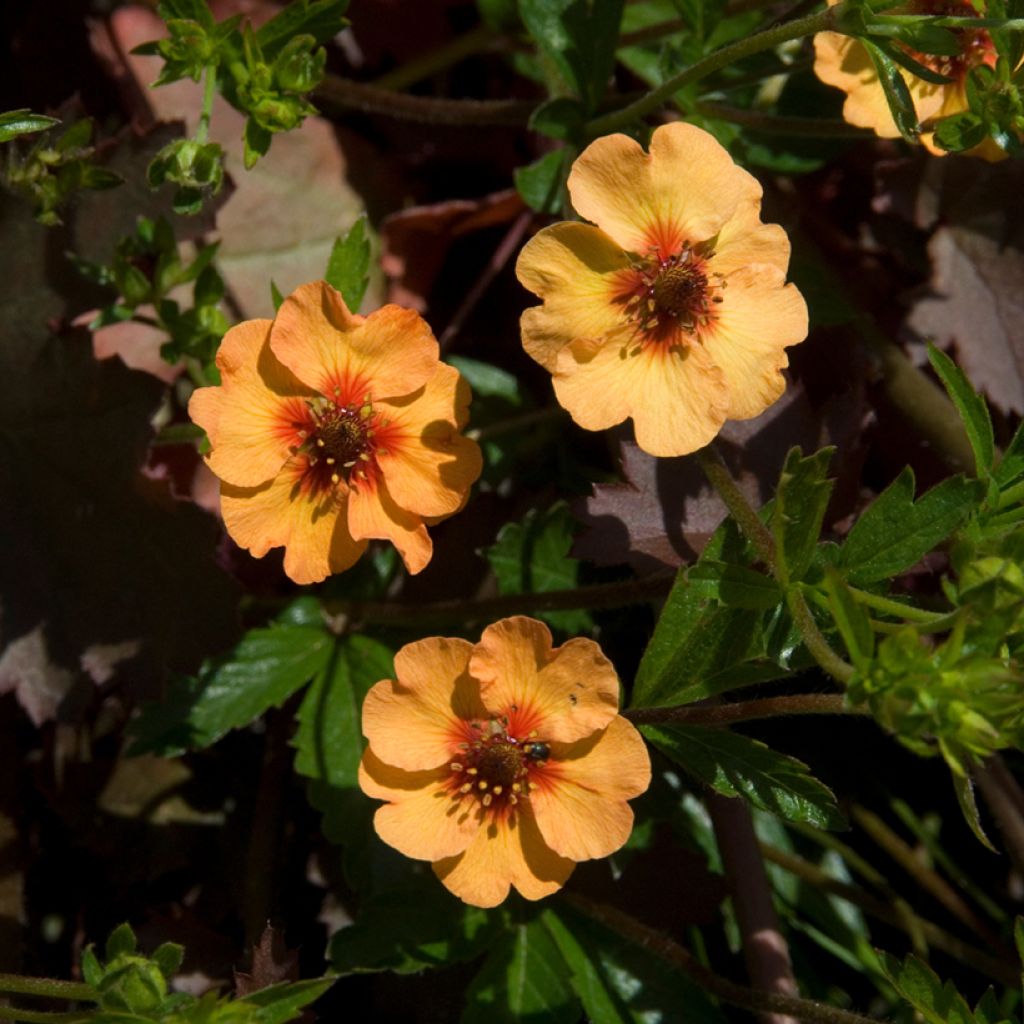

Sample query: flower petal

[703,268,808,420]
[359,748,481,860]
[515,222,631,371]
[190,319,314,488]
[377,364,483,517]
[552,335,730,458]
[711,200,792,279]
[219,462,366,584]
[432,804,574,908]
[271,282,439,401]
[568,123,762,254]
[347,474,433,574]
[471,618,620,744]
[531,717,651,861]
[362,637,483,771]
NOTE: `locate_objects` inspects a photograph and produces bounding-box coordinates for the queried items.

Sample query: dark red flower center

[449,720,551,813]
[614,243,722,345]
[905,1,994,82]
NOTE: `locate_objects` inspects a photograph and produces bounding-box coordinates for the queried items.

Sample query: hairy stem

[625,693,863,726]
[844,586,949,623]
[708,794,800,1024]
[196,64,216,145]
[0,979,93,1003]
[787,587,855,685]
[562,893,883,1024]
[0,1012,90,1024]
[585,5,839,136]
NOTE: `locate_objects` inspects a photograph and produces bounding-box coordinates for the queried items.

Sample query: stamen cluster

[617,242,724,345]
[908,2,993,80]
[449,719,550,813]
[297,392,389,491]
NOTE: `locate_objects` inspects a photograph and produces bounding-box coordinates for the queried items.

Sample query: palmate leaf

[642,724,846,829]
[325,213,371,313]
[928,344,995,479]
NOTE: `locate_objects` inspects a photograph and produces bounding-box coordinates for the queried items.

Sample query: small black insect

[523,741,550,763]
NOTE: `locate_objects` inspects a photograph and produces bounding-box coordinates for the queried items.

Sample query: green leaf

[485,503,592,632]
[448,355,523,405]
[632,572,764,708]
[686,561,782,610]
[256,0,349,59]
[927,344,995,479]
[324,214,371,313]
[270,279,285,311]
[951,769,997,852]
[151,943,184,980]
[464,916,579,1024]
[242,979,334,1024]
[933,111,989,152]
[0,108,59,143]
[293,634,393,842]
[860,38,921,141]
[772,447,834,584]
[878,951,980,1024]
[518,0,625,111]
[127,624,334,756]
[838,468,983,585]
[529,97,587,142]
[514,148,570,213]
[642,724,846,829]
[821,568,874,671]
[105,923,138,961]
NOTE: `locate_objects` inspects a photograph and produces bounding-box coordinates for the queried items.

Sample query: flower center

[615,243,722,345]
[906,1,993,81]
[449,719,550,812]
[300,394,383,489]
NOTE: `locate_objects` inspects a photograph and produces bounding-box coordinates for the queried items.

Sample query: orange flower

[813,0,1003,159]
[515,122,808,458]
[358,616,651,908]
[189,281,482,584]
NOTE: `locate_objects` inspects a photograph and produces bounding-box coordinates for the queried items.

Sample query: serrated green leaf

[687,561,782,610]
[928,344,995,479]
[151,942,184,980]
[632,571,764,707]
[485,503,591,632]
[642,724,846,829]
[464,917,579,1024]
[879,950,983,1024]
[838,468,983,584]
[127,625,334,756]
[242,979,334,1023]
[514,148,570,213]
[324,214,370,313]
[519,0,625,111]
[105,923,137,961]
[822,568,874,671]
[772,447,834,584]
[256,0,349,59]
[951,770,997,852]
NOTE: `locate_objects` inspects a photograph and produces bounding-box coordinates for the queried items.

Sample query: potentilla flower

[189,281,482,584]
[515,122,808,457]
[813,0,1003,158]
[358,616,651,908]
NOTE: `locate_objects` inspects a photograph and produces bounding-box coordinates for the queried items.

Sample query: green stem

[373,24,498,91]
[872,13,1024,28]
[844,585,949,623]
[625,693,862,726]
[0,978,94,1003]
[196,65,217,145]
[585,5,840,136]
[0,1011,91,1024]
[561,893,883,1024]
[996,476,1024,509]
[695,444,776,567]
[788,587,855,684]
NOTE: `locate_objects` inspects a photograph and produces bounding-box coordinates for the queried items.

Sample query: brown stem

[327,574,674,627]
[708,794,800,1024]
[972,755,1024,878]
[314,75,533,125]
[625,693,863,726]
[760,844,1019,987]
[850,805,1011,958]
[561,893,884,1024]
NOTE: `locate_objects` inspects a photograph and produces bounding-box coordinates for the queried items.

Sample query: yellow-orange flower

[813,0,1003,158]
[358,616,651,908]
[515,122,808,458]
[189,281,482,584]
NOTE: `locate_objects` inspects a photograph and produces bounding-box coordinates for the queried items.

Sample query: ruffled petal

[711,200,792,279]
[515,222,631,371]
[552,335,730,458]
[432,804,574,908]
[568,123,762,254]
[219,462,366,584]
[359,748,481,860]
[362,637,483,771]
[471,618,620,744]
[190,319,314,488]
[271,282,439,401]
[347,474,433,574]
[531,717,652,861]
[377,364,483,517]
[703,268,808,420]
